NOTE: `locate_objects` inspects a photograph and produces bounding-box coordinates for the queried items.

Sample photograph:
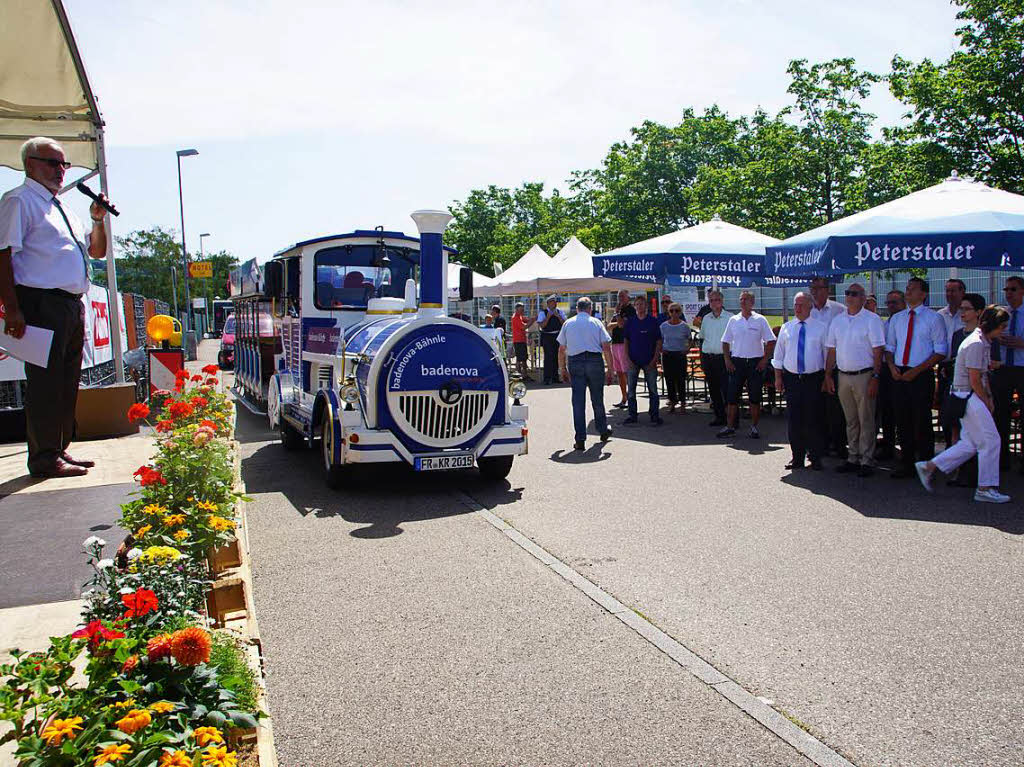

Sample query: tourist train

[229,210,528,487]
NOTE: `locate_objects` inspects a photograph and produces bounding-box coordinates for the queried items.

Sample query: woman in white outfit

[915,305,1011,503]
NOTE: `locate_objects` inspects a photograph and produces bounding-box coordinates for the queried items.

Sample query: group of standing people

[547,275,1021,503]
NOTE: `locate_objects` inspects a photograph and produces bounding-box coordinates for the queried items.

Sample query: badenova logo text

[853,240,977,267]
[420,364,479,376]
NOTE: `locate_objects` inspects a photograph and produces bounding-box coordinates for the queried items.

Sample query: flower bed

[0,365,271,767]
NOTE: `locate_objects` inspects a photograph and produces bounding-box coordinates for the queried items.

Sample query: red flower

[167,401,194,420]
[199,419,218,431]
[190,396,208,409]
[205,377,219,385]
[121,588,159,618]
[175,369,190,381]
[133,466,167,487]
[146,633,172,661]
[155,420,174,433]
[127,403,150,422]
[173,380,185,392]
[191,374,202,382]
[121,655,139,675]
[71,620,125,651]
[202,364,220,375]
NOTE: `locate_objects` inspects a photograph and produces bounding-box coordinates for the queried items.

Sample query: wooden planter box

[208,539,243,573]
[76,382,139,439]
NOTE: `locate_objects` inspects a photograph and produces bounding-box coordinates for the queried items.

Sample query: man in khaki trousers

[825,283,886,477]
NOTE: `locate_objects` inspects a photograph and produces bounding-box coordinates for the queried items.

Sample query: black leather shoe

[30,459,88,478]
[808,460,823,471]
[599,429,612,442]
[573,441,585,451]
[785,460,805,471]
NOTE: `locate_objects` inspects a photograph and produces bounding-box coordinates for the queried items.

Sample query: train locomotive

[263,210,528,487]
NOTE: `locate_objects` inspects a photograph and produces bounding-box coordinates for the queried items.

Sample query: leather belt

[17,285,82,300]
[839,367,873,375]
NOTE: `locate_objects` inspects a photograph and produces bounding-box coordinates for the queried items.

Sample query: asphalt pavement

[237,364,1023,766]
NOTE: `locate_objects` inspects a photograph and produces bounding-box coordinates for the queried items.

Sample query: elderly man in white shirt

[558,296,615,451]
[718,290,776,439]
[809,276,848,460]
[0,137,109,478]
[825,282,886,477]
[697,289,730,426]
[773,292,827,471]
[885,276,948,479]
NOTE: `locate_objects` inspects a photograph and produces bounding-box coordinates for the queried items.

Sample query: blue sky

[3,0,962,283]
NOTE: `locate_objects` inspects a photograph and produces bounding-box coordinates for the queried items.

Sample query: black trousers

[662,350,687,403]
[992,366,1024,466]
[893,366,936,469]
[877,364,897,451]
[821,370,848,455]
[541,333,560,383]
[15,285,85,473]
[783,370,824,463]
[701,352,726,419]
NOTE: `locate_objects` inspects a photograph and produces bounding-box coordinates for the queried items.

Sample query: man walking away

[773,292,826,471]
[537,295,566,385]
[558,297,614,451]
[698,290,729,426]
[719,290,775,439]
[623,296,663,425]
[0,137,109,478]
[884,277,947,479]
[826,283,886,477]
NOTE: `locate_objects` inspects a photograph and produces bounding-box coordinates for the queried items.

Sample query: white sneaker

[914,461,934,493]
[974,488,1011,504]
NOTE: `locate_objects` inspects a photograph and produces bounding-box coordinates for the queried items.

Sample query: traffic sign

[189,261,213,279]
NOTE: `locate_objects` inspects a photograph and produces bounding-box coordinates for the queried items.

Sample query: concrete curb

[457,491,857,767]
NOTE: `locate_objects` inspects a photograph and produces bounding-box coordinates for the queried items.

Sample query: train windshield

[313,244,416,310]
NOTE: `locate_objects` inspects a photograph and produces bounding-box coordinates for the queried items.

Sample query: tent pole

[782,286,789,321]
[96,124,125,384]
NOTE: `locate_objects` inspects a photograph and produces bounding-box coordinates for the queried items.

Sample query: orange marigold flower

[135,524,152,538]
[149,701,175,714]
[174,529,189,541]
[95,744,132,765]
[115,708,151,734]
[147,633,173,661]
[196,500,218,512]
[121,655,139,674]
[127,403,150,422]
[170,627,211,666]
[41,716,83,746]
[159,752,193,767]
[193,726,224,746]
[200,746,237,767]
[163,514,186,526]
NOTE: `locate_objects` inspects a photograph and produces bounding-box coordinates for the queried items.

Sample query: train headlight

[509,379,527,403]
[340,379,360,408]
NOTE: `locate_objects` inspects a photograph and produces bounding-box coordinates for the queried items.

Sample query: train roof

[272,230,457,259]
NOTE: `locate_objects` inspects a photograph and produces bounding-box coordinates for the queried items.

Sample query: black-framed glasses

[669,308,681,314]
[1005,286,1020,292]
[28,156,71,170]
[845,289,864,296]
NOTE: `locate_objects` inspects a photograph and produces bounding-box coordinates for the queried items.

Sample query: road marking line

[455,491,857,767]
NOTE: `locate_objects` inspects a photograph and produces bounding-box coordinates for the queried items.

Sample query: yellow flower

[142,503,168,516]
[159,751,193,767]
[196,500,218,512]
[140,546,182,564]
[134,524,152,538]
[115,708,151,734]
[149,701,175,714]
[193,726,224,746]
[200,746,238,767]
[173,529,189,541]
[163,514,187,526]
[111,698,137,709]
[41,716,83,746]
[207,516,234,532]
[95,744,132,765]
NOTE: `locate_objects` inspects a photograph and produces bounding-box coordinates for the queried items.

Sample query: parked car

[218,314,235,369]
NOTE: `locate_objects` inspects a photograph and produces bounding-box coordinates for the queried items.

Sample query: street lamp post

[199,232,210,336]
[176,148,199,334]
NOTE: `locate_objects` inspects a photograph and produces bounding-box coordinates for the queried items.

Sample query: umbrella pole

[782,287,789,322]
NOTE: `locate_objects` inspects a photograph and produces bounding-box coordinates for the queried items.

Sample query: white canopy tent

[1,0,124,380]
[476,239,642,297]
[474,244,553,297]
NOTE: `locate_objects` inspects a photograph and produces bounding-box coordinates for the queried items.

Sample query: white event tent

[1,0,124,380]
[474,244,553,297]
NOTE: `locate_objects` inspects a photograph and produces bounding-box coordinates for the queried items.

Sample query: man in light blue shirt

[557,297,614,451]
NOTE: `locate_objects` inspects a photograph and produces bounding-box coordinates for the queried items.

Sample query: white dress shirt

[772,317,826,374]
[556,312,611,356]
[721,311,775,359]
[0,178,90,294]
[937,305,965,359]
[697,310,730,354]
[827,309,886,372]
[809,298,845,331]
[885,304,948,367]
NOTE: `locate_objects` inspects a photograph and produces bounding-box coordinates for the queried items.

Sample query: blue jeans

[628,364,660,419]
[568,352,609,443]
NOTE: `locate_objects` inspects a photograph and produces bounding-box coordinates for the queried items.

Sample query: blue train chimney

[410,210,453,318]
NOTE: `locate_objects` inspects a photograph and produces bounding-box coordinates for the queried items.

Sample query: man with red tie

[0,137,108,478]
[884,277,947,479]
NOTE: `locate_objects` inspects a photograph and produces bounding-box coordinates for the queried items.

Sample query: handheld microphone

[76,183,119,216]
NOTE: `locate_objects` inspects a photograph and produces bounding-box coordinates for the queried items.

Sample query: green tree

[890,0,1024,190]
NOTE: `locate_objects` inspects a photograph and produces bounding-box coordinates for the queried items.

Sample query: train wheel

[321,416,345,489]
[477,455,513,480]
[279,417,305,450]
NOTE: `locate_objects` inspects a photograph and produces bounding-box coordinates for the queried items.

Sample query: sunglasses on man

[845,289,864,297]
[28,156,72,170]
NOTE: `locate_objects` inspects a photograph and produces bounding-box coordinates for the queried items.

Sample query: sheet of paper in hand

[0,319,55,367]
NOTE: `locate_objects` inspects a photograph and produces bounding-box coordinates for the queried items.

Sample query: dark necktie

[50,195,90,282]
[1008,309,1018,366]
[797,321,806,374]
